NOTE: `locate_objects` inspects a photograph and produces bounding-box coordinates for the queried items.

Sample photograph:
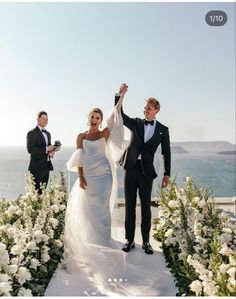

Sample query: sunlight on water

[0,147,235,199]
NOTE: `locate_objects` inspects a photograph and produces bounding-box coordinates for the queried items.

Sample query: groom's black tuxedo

[27,126,52,192]
[119,115,171,179]
[115,94,171,243]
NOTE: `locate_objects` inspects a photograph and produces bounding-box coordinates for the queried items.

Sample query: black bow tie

[42,129,47,133]
[144,120,154,126]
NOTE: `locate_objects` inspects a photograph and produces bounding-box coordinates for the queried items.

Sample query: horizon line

[0,140,235,147]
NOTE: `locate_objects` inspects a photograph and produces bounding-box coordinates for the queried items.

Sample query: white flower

[155,223,164,230]
[190,280,202,296]
[202,281,219,296]
[164,237,177,246]
[229,255,236,266]
[219,233,232,244]
[0,246,9,266]
[10,244,22,255]
[34,230,43,243]
[194,222,202,235]
[51,204,59,213]
[17,267,31,285]
[49,218,59,229]
[227,278,236,293]
[6,226,16,238]
[60,204,66,211]
[0,242,7,250]
[43,245,50,253]
[168,200,179,208]
[0,282,12,296]
[195,212,204,221]
[195,236,207,246]
[193,245,202,252]
[7,264,18,275]
[6,205,20,215]
[10,257,18,265]
[222,227,232,234]
[164,228,174,238]
[41,253,50,263]
[198,199,205,208]
[18,287,33,296]
[172,210,180,217]
[30,258,40,270]
[186,176,191,183]
[0,274,11,282]
[192,253,202,261]
[219,263,230,273]
[26,241,38,251]
[226,266,236,278]
[172,217,180,224]
[42,234,50,242]
[187,216,195,228]
[202,226,213,235]
[47,228,54,239]
[55,239,63,248]
[219,243,233,256]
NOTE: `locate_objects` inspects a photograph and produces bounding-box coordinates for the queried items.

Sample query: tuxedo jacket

[27,126,52,173]
[115,95,171,179]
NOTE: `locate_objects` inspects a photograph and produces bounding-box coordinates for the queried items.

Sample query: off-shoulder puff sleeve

[66,148,84,172]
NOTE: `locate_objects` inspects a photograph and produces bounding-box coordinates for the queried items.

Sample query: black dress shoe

[142,242,154,254]
[122,241,135,252]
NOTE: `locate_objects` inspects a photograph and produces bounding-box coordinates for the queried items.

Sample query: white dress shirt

[144,119,157,143]
[38,126,49,146]
[38,126,49,154]
[138,119,157,160]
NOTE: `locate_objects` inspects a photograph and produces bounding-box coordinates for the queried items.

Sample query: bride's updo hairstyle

[88,108,103,121]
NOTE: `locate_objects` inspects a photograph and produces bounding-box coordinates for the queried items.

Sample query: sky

[0,2,235,146]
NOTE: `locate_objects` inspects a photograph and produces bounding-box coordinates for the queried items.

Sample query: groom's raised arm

[114,87,135,130]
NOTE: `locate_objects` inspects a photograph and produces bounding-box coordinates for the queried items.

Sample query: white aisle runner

[45,226,177,296]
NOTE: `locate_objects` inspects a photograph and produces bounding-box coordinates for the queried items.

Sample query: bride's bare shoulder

[76,132,87,148]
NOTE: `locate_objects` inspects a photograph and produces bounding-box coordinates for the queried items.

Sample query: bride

[64,84,158,296]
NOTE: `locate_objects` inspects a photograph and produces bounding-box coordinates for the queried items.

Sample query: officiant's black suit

[27,127,52,191]
[115,95,171,243]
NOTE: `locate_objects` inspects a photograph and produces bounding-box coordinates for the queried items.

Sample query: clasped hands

[119,83,128,96]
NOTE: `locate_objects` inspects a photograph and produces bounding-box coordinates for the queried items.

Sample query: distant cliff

[171,146,188,154]
[171,141,235,153]
[217,150,236,155]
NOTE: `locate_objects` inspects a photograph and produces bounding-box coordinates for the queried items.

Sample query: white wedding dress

[61,109,174,296]
[64,109,132,295]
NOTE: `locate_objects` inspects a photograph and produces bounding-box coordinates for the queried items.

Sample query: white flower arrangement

[0,173,67,296]
[190,280,202,296]
[153,176,236,296]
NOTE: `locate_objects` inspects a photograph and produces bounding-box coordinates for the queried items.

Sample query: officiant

[26,111,60,193]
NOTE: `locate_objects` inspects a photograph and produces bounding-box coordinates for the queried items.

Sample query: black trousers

[124,160,153,243]
[30,169,49,194]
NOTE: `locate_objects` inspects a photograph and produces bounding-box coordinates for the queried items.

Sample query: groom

[115,84,171,254]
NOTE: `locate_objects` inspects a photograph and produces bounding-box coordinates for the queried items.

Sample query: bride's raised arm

[105,84,128,152]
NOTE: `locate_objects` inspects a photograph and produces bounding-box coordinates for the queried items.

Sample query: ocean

[0,147,235,199]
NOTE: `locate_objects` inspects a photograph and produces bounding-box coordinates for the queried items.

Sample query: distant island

[217,150,236,155]
[171,141,235,153]
[171,146,188,154]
